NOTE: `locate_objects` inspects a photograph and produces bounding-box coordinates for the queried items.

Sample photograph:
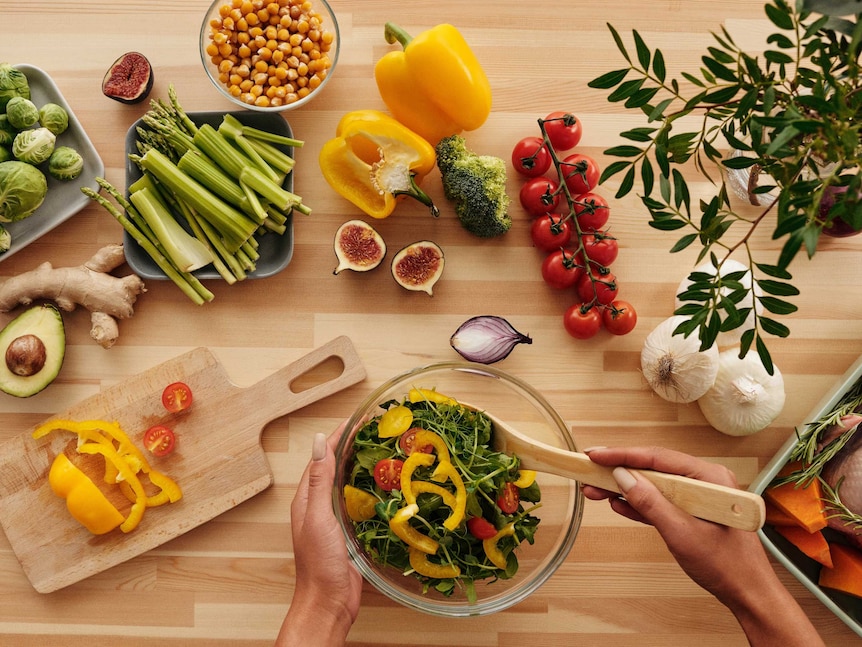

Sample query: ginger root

[0,244,146,348]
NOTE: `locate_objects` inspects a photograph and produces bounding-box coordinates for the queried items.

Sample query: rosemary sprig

[820,477,862,531]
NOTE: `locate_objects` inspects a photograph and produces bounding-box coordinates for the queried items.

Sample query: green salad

[343,387,541,601]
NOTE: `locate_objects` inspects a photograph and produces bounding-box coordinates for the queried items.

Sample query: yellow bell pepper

[512,470,537,488]
[407,387,457,406]
[374,22,492,145]
[412,429,451,464]
[410,481,458,510]
[48,453,124,535]
[377,404,414,438]
[483,522,516,570]
[344,484,379,522]
[319,109,439,219]
[431,460,468,531]
[401,452,436,504]
[389,503,439,554]
[409,546,461,579]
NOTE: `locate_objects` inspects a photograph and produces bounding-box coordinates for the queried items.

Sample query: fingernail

[612,467,637,493]
[581,446,606,453]
[311,433,327,462]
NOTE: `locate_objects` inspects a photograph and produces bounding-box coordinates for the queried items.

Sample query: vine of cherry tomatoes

[513,111,637,339]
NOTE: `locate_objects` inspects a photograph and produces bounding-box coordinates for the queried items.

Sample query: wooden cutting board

[0,335,365,593]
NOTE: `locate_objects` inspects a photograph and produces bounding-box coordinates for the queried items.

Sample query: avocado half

[0,304,65,397]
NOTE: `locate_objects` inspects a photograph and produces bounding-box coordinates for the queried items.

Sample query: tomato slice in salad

[143,425,176,457]
[373,458,404,491]
[496,482,520,514]
[398,428,434,455]
[467,516,498,540]
[162,381,193,413]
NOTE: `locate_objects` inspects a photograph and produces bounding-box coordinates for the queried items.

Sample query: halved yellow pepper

[389,503,439,554]
[429,461,467,531]
[407,387,457,406]
[374,22,492,145]
[48,454,124,535]
[483,522,516,570]
[377,404,414,438]
[401,452,436,504]
[512,470,537,489]
[344,484,378,522]
[409,546,461,579]
[319,109,439,219]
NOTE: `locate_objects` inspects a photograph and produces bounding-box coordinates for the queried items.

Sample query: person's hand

[582,446,824,647]
[276,424,362,647]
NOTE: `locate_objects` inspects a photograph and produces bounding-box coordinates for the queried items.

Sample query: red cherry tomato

[519,176,561,216]
[541,248,584,289]
[143,425,176,457]
[562,153,600,194]
[512,136,552,177]
[576,269,619,305]
[467,516,498,540]
[162,381,193,413]
[543,111,583,151]
[496,482,520,514]
[531,214,573,251]
[398,428,433,455]
[563,304,602,339]
[602,300,638,335]
[581,232,619,267]
[574,192,610,231]
[373,458,404,491]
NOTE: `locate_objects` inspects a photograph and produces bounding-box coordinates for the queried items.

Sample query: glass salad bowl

[333,362,583,617]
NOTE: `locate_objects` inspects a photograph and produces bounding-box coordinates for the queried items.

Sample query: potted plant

[590,0,861,371]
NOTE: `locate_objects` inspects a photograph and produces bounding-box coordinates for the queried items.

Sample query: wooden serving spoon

[472,405,765,532]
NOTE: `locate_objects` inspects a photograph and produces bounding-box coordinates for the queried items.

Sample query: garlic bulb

[640,315,720,403]
[697,349,785,436]
[675,259,763,348]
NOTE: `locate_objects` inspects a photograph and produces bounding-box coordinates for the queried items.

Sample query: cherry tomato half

[563,304,602,340]
[467,516,498,540]
[373,458,404,491]
[162,381,193,413]
[143,425,176,457]
[541,248,584,290]
[497,482,520,514]
[602,300,638,336]
[543,111,583,151]
[512,136,551,177]
[576,269,619,305]
[574,192,610,231]
[519,176,561,216]
[531,214,573,252]
[562,153,600,194]
[399,428,433,456]
[581,232,619,267]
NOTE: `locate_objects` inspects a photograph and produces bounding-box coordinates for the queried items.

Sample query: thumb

[613,467,692,533]
[304,433,336,519]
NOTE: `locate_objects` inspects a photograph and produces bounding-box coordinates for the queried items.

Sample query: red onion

[450,316,531,364]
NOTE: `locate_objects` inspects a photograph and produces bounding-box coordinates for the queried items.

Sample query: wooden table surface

[2,1,861,645]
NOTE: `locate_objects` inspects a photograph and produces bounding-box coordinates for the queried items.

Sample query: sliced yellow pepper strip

[411,481,457,510]
[412,429,451,464]
[408,546,461,579]
[389,503,439,554]
[483,522,516,570]
[401,452,436,504]
[407,387,458,406]
[512,470,537,489]
[344,484,378,522]
[48,454,124,535]
[377,404,414,438]
[429,461,467,531]
[77,441,148,533]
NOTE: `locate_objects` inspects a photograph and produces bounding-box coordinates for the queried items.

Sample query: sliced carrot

[819,544,862,599]
[774,524,833,568]
[765,500,798,526]
[763,461,828,533]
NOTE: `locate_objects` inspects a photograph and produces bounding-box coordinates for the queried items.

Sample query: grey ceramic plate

[2,65,104,260]
[123,110,295,280]
[751,354,862,638]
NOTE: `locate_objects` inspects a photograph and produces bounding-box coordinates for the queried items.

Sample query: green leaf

[641,157,655,195]
[702,86,741,103]
[672,169,691,214]
[681,71,706,88]
[633,30,651,69]
[757,279,800,296]
[653,48,666,82]
[620,127,657,142]
[755,335,775,376]
[599,159,631,184]
[701,55,739,82]
[608,23,631,63]
[767,33,795,49]
[647,97,675,122]
[765,2,794,29]
[765,50,794,65]
[739,328,755,357]
[649,218,689,231]
[626,86,661,108]
[670,233,698,252]
[765,125,800,156]
[588,68,630,89]
[607,78,646,102]
[604,145,643,157]
[759,296,799,315]
[759,316,791,338]
[723,155,760,169]
[754,262,792,280]
[616,165,636,198]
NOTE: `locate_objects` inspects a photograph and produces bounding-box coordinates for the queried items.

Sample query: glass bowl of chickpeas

[200,0,339,111]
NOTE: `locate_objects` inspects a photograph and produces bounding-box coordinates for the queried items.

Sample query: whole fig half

[333,220,386,274]
[102,52,154,104]
[391,241,444,295]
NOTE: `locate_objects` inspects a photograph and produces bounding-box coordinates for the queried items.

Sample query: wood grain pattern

[1,0,861,644]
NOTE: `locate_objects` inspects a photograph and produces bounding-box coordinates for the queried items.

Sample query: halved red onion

[449,315,532,364]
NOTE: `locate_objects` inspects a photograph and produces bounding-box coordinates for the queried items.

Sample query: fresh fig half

[391,241,444,295]
[102,52,154,104]
[333,220,386,274]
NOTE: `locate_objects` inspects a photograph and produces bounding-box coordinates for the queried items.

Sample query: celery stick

[221,113,304,148]
[177,149,257,218]
[193,214,248,281]
[246,137,295,174]
[239,166,301,212]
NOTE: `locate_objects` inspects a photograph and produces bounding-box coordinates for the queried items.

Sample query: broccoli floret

[435,135,511,238]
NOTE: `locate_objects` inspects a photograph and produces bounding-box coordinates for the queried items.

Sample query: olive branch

[589,0,862,373]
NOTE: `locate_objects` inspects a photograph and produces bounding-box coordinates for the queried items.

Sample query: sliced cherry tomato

[541,248,584,289]
[161,381,193,413]
[574,192,610,231]
[512,136,551,177]
[543,111,582,151]
[563,304,602,339]
[467,516,498,540]
[519,176,561,216]
[143,425,176,457]
[602,300,638,335]
[562,153,600,194]
[373,458,404,491]
[576,268,619,305]
[398,428,434,455]
[581,231,619,267]
[531,214,573,251]
[496,482,520,514]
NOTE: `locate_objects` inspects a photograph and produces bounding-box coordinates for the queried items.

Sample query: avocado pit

[6,334,47,376]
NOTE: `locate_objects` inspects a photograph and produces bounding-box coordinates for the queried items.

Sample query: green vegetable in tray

[5,96,39,130]
[0,160,48,222]
[0,63,30,111]
[47,145,83,181]
[0,147,11,164]
[0,115,14,146]
[12,127,55,165]
[0,224,10,253]
[38,102,69,136]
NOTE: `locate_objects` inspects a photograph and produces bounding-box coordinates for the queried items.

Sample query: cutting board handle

[242,336,366,426]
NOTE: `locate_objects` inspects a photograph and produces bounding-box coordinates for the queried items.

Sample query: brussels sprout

[48,146,83,181]
[0,160,47,222]
[5,97,39,130]
[0,224,10,254]
[12,127,55,165]
[38,102,69,136]
[0,115,14,146]
[0,64,30,111]
[0,147,11,163]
